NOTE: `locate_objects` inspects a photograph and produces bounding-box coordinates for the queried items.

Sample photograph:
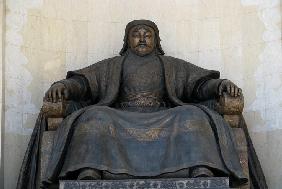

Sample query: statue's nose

[139,36,146,43]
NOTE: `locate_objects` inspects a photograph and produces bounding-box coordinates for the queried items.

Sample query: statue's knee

[77,168,102,180]
[158,168,189,178]
[190,166,214,178]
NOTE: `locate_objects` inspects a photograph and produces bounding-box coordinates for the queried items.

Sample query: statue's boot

[102,169,190,179]
[77,168,102,180]
[103,171,136,179]
[190,166,214,177]
[158,168,189,178]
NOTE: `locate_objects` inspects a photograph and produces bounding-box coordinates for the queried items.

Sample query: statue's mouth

[138,43,147,47]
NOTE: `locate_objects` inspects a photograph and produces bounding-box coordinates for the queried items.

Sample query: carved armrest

[215,93,244,128]
[42,101,66,117]
[215,93,244,115]
[42,101,66,131]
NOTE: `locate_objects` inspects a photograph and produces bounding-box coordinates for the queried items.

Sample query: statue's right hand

[44,83,69,103]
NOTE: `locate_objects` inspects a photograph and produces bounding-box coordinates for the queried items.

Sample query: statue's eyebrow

[141,27,152,33]
[131,28,140,33]
[143,27,151,32]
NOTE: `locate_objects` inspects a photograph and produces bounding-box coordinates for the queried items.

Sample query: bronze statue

[17,20,268,189]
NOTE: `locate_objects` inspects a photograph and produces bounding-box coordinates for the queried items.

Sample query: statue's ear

[154,37,158,48]
[127,39,130,48]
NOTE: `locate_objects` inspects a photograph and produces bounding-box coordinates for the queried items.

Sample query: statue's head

[119,20,165,56]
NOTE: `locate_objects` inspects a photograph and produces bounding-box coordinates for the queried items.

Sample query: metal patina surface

[17,20,267,189]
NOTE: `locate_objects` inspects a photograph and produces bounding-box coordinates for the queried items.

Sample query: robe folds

[44,55,246,184]
[17,55,268,189]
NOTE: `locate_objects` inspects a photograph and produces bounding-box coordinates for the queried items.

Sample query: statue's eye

[132,32,139,38]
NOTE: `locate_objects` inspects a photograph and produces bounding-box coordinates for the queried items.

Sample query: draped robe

[41,54,248,187]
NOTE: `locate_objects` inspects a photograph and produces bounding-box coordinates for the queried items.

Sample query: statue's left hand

[218,80,242,97]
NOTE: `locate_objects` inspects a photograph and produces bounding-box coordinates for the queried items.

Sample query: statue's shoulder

[75,56,123,71]
[159,55,220,78]
[88,56,123,68]
[67,56,124,77]
[159,55,195,68]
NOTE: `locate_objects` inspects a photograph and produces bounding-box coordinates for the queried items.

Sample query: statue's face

[128,25,156,56]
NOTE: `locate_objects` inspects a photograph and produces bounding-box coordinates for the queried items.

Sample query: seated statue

[17,20,268,189]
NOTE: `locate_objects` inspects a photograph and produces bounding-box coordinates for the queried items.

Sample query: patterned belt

[120,91,165,108]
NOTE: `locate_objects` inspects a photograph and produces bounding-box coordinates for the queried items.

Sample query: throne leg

[39,131,56,184]
[233,128,249,189]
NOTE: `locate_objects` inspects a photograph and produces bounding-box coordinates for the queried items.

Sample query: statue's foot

[190,167,214,178]
[77,168,101,180]
[158,168,189,178]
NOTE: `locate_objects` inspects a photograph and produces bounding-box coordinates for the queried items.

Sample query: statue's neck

[126,49,157,60]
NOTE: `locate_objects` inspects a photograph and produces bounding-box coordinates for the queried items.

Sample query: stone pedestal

[60,178,230,189]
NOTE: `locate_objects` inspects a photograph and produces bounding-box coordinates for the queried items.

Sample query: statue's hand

[44,83,70,103]
[218,80,242,97]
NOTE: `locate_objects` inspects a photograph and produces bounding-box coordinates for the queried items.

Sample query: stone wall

[2,0,282,188]
[0,0,4,185]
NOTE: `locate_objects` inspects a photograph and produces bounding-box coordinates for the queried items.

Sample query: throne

[39,93,249,189]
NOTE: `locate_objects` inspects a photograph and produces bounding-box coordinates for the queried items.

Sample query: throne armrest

[42,101,66,131]
[215,93,244,128]
[42,101,66,118]
[216,93,244,115]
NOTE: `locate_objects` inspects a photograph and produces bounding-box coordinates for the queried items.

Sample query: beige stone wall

[3,0,282,188]
[0,0,4,186]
